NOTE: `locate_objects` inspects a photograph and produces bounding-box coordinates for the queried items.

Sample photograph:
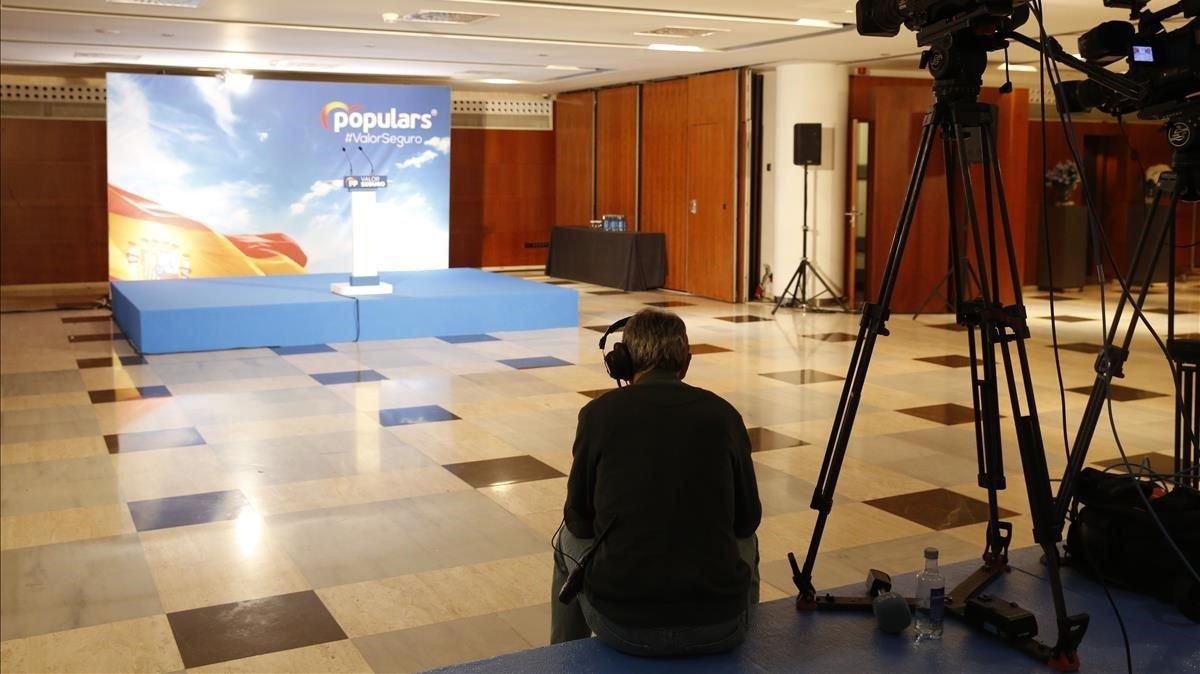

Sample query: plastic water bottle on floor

[915,547,945,641]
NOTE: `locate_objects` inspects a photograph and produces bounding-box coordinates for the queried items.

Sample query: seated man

[551,308,762,656]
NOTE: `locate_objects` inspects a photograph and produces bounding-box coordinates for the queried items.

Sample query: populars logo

[320,100,436,133]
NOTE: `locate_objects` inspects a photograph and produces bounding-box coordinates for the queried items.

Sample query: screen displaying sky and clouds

[107,73,450,276]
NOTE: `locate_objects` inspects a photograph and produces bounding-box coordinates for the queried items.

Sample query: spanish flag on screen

[108,184,308,281]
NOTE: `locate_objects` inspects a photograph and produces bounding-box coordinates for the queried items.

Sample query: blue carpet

[111,269,578,354]
[435,547,1199,673]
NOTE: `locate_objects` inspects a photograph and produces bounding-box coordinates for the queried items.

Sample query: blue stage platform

[111,269,579,354]
[436,547,1199,673]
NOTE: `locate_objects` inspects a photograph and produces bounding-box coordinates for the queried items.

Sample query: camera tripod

[1055,111,1200,520]
[773,163,849,314]
[788,37,1089,671]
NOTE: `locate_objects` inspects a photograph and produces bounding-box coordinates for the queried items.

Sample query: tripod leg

[981,118,1088,664]
[772,263,804,315]
[807,260,850,312]
[1054,182,1178,526]
[793,109,941,601]
[912,269,952,320]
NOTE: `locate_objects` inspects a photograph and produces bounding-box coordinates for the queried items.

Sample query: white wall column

[762,63,850,302]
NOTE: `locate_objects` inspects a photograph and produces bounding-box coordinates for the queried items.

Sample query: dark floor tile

[690,344,731,355]
[443,455,564,488]
[579,388,616,399]
[379,405,460,427]
[584,325,613,333]
[270,344,335,355]
[543,280,574,285]
[77,357,116,369]
[929,323,967,332]
[747,427,807,453]
[915,355,974,368]
[168,591,344,669]
[715,315,772,323]
[1093,451,1178,475]
[865,488,1017,530]
[1029,294,1080,301]
[128,489,251,532]
[1176,333,1200,341]
[55,297,107,310]
[1035,315,1095,323]
[499,356,572,370]
[1067,383,1168,402]
[1144,307,1191,314]
[311,370,388,385]
[1054,342,1103,354]
[105,427,205,453]
[803,332,858,342]
[438,334,499,344]
[898,403,978,426]
[760,369,844,385]
[68,333,124,343]
[645,300,694,308]
[120,355,148,366]
[61,315,113,324]
[88,385,172,404]
[589,290,628,296]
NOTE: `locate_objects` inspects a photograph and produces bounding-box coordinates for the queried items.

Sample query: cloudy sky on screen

[106,73,451,272]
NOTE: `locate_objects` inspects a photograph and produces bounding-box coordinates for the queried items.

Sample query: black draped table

[545,226,667,291]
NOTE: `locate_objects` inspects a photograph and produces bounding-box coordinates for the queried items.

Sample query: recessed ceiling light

[74,51,142,60]
[1002,64,1039,72]
[220,70,254,92]
[363,43,376,48]
[545,64,585,71]
[794,18,843,29]
[402,10,496,24]
[382,12,400,23]
[648,43,704,52]
[106,0,200,6]
[161,32,175,37]
[478,78,523,84]
[636,26,728,38]
[96,28,121,34]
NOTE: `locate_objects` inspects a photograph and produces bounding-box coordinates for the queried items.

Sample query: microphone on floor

[866,569,912,635]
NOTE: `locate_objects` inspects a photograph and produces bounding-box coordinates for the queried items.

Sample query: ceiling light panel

[106,0,201,7]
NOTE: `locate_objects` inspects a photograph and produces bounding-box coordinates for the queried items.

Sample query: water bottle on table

[915,546,945,641]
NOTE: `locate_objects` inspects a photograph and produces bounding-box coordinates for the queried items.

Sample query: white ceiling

[0,0,1159,91]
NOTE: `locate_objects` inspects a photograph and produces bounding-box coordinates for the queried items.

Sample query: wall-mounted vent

[1,81,107,119]
[402,10,496,25]
[107,0,202,7]
[635,26,727,38]
[451,93,552,130]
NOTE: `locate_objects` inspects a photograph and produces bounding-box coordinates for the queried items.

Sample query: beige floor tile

[196,412,374,444]
[753,448,938,502]
[353,612,531,673]
[113,446,239,502]
[0,615,183,674]
[0,391,93,412]
[0,436,108,465]
[318,552,551,638]
[139,516,311,613]
[188,640,372,674]
[243,466,472,516]
[1,503,135,550]
[93,398,193,435]
[387,420,523,464]
[479,477,567,517]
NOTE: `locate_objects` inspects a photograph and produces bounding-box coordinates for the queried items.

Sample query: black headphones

[599,316,636,384]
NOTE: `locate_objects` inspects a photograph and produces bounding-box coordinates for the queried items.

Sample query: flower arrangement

[1045,161,1080,205]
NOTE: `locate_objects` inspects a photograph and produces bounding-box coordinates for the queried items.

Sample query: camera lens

[856,0,903,37]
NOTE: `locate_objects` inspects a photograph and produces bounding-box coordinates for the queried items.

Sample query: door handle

[689,199,698,215]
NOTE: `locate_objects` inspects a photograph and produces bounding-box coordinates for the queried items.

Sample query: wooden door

[640,79,689,290]
[686,122,737,300]
[596,85,639,229]
[554,91,594,227]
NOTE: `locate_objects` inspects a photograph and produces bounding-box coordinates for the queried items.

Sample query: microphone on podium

[357,146,376,174]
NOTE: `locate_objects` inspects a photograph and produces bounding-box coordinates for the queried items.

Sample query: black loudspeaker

[793,123,822,166]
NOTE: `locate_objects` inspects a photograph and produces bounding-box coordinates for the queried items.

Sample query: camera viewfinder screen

[1131,45,1154,63]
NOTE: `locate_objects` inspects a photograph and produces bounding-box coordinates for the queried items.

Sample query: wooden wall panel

[449,128,555,268]
[0,118,107,284]
[554,91,594,227]
[595,85,639,229]
[640,79,688,290]
[685,70,739,302]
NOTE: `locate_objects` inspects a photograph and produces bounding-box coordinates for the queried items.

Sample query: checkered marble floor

[1,273,1195,672]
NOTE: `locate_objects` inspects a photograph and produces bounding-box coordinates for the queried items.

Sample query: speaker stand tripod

[773,164,849,314]
[788,37,1088,671]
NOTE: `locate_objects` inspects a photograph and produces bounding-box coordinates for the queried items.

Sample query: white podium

[332,174,393,297]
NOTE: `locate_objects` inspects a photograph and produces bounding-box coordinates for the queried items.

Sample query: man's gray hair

[623,308,690,373]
